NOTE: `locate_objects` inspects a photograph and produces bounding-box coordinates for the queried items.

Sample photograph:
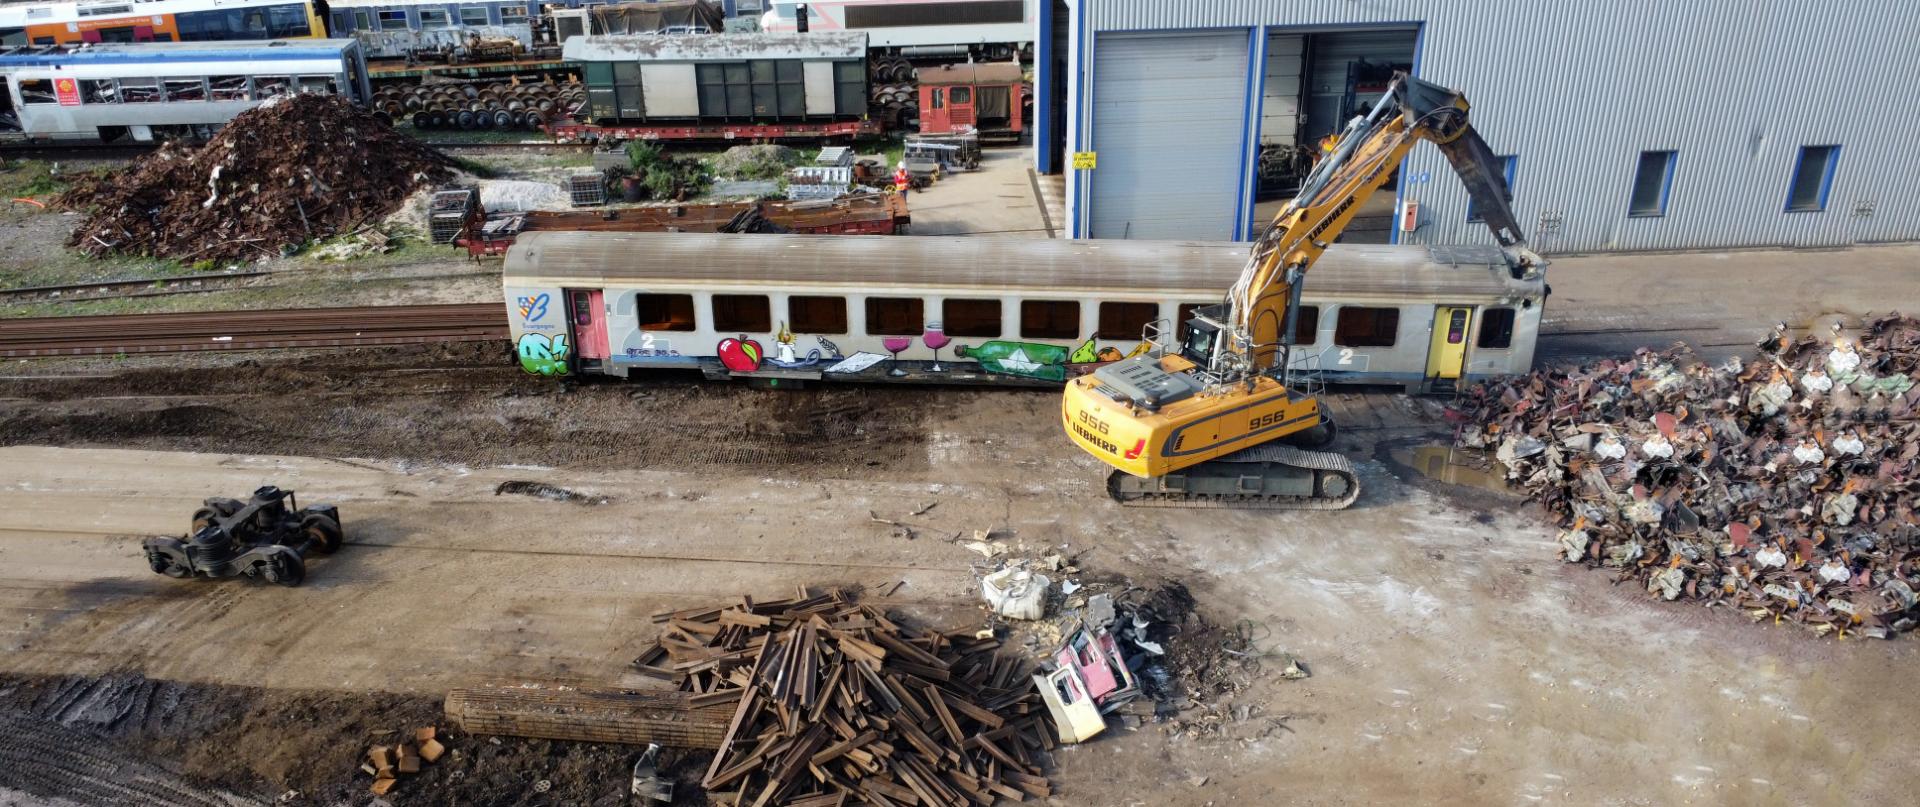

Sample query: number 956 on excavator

[1063,73,1546,510]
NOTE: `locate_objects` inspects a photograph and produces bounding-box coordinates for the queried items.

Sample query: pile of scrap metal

[455,193,909,256]
[57,95,452,264]
[1027,588,1197,744]
[1454,314,1920,638]
[632,587,1056,805]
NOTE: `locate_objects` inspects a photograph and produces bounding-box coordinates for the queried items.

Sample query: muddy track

[0,343,1044,477]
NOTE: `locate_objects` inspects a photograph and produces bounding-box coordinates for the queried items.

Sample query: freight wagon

[458,192,910,257]
[0,39,370,141]
[759,0,1033,60]
[550,30,878,141]
[501,231,1546,392]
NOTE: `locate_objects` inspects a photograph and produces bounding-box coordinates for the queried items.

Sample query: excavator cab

[1176,305,1231,368]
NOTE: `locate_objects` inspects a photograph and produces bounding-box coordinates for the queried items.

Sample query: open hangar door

[1251,27,1417,244]
[1087,31,1250,241]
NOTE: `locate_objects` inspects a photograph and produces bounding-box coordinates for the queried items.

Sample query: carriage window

[461,6,492,25]
[1289,305,1320,344]
[266,4,311,37]
[712,294,771,333]
[16,79,55,104]
[354,10,373,29]
[1176,303,1214,327]
[163,78,206,102]
[80,80,118,103]
[419,9,452,27]
[1334,306,1400,347]
[209,76,248,101]
[1477,307,1516,349]
[378,10,409,30]
[297,76,336,94]
[1095,302,1157,340]
[787,296,846,334]
[942,299,1001,337]
[501,6,529,22]
[1020,300,1080,340]
[118,78,161,103]
[949,86,971,104]
[251,76,291,99]
[929,87,943,109]
[865,297,924,335]
[636,294,696,331]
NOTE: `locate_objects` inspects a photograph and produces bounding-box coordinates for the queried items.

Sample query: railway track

[0,303,508,358]
[0,271,269,306]
[0,138,592,162]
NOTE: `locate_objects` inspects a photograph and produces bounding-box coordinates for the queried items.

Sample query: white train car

[0,39,369,140]
[0,0,324,46]
[500,231,1546,392]
[759,0,1033,59]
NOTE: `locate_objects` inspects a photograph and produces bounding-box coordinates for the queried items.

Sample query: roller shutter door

[1089,31,1249,240]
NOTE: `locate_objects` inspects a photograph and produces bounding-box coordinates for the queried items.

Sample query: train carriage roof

[0,39,359,67]
[502,231,1544,301]
[563,31,866,62]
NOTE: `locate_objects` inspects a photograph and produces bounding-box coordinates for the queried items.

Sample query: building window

[636,293,696,331]
[1628,150,1676,218]
[1334,306,1399,347]
[787,296,846,334]
[712,294,771,333]
[418,9,451,27]
[865,297,924,335]
[1786,145,1840,212]
[378,10,408,30]
[1095,302,1157,340]
[1288,305,1320,344]
[460,6,491,25]
[1477,307,1516,349]
[1020,300,1080,339]
[942,299,1001,337]
[1466,155,1517,222]
[500,6,528,22]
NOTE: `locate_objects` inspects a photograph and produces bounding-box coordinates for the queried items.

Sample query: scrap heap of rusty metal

[58,94,452,264]
[1455,315,1920,638]
[633,587,1055,806]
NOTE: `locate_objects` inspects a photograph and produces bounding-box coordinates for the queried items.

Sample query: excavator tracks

[1106,444,1362,510]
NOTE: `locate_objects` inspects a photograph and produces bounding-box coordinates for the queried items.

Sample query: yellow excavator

[1063,73,1546,509]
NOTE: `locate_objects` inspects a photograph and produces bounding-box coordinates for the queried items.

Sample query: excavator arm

[1223,73,1544,376]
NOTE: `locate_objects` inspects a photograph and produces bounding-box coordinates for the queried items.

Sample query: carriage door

[1423,306,1472,388]
[567,290,609,371]
[922,86,948,133]
[947,85,976,129]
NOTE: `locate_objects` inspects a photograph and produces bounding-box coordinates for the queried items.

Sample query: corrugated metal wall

[1066,0,1920,252]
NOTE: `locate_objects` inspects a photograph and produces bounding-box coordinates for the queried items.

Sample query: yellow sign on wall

[1071,151,1097,170]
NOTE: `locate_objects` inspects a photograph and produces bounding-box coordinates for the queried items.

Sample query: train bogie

[501,232,1545,392]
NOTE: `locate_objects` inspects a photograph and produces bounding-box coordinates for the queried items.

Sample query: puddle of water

[1390,444,1516,494]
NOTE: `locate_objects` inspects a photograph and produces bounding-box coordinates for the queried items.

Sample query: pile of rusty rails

[456,193,911,258]
[0,304,508,358]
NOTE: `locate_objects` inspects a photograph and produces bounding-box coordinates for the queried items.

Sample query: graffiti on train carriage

[517,332,571,376]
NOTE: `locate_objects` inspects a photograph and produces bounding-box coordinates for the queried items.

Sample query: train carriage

[0,38,370,140]
[500,231,1546,392]
[0,0,323,46]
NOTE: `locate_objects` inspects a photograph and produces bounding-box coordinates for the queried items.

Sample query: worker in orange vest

[894,161,911,195]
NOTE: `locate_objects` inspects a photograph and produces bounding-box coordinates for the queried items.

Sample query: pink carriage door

[567,289,609,368]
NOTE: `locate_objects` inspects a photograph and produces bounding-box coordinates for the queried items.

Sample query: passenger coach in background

[0,0,324,46]
[0,39,370,141]
[501,232,1545,392]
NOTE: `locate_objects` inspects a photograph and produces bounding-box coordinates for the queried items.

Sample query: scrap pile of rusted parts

[58,94,452,263]
[1456,314,1920,638]
[634,587,1056,806]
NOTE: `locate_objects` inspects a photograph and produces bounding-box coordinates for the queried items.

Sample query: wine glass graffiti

[922,321,950,372]
[881,335,913,377]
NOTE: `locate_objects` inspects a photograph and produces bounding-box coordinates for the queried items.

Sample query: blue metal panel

[1035,0,1053,173]
[1072,0,1920,251]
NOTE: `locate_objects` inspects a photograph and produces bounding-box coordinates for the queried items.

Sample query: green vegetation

[0,160,70,199]
[620,140,711,200]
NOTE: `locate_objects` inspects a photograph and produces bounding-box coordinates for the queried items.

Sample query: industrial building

[1033,1,1920,252]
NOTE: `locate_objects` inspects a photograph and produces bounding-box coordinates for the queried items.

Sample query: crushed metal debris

[1455,314,1920,638]
[57,94,452,264]
[632,587,1056,806]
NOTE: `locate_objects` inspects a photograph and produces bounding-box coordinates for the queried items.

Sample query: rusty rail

[0,303,508,357]
[445,686,733,749]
